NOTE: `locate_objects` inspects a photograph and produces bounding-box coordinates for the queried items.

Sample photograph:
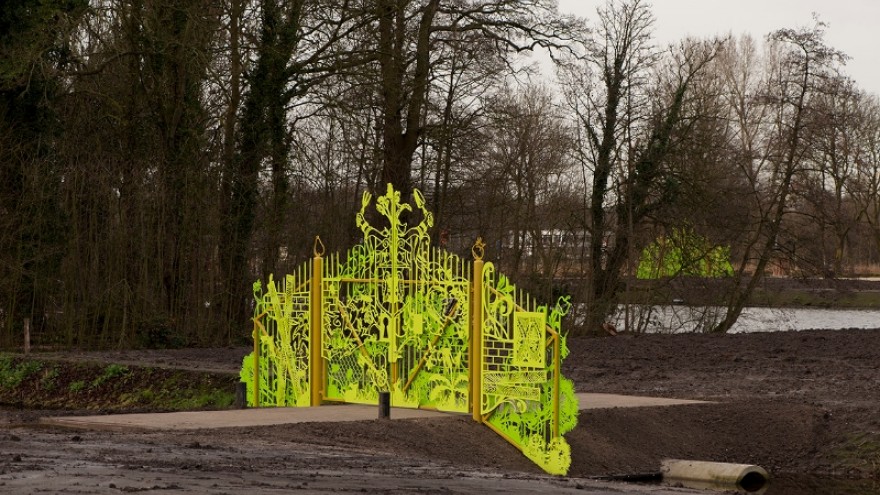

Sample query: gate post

[470,238,485,423]
[309,236,325,406]
[252,316,260,407]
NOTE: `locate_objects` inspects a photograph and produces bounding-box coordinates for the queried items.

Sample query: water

[652,475,880,494]
[608,305,880,333]
[730,306,880,333]
[763,475,880,495]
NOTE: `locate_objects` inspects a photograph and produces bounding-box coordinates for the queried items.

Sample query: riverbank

[620,276,880,308]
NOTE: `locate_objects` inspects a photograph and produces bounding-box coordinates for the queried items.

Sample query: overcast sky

[556,0,880,95]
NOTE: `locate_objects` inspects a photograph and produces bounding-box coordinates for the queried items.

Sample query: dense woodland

[2,0,880,347]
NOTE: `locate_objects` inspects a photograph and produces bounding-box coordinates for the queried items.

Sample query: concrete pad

[41,404,451,431]
[41,394,709,431]
[578,392,709,409]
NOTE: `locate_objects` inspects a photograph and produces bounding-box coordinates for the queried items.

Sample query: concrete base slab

[41,393,709,431]
[578,393,709,409]
[41,404,451,431]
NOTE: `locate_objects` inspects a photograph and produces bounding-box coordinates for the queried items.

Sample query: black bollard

[378,391,390,419]
[234,382,248,409]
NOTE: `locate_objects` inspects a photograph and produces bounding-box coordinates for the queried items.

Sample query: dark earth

[2,280,880,493]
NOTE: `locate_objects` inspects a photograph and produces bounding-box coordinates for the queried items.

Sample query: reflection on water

[644,475,880,494]
[606,305,880,333]
[766,475,880,495]
[664,478,767,494]
[733,307,880,333]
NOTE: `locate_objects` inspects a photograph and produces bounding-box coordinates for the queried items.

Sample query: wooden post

[23,318,31,355]
[234,381,248,409]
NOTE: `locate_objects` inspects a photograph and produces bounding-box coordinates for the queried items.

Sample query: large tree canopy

[0,1,874,346]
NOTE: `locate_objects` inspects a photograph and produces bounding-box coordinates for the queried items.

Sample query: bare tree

[796,79,863,276]
[849,94,880,263]
[420,28,506,242]
[559,0,721,334]
[371,0,581,200]
[0,0,87,345]
[217,0,372,335]
[480,85,572,290]
[711,19,849,332]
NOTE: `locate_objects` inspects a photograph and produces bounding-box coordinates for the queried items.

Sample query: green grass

[118,384,234,410]
[91,363,130,388]
[169,389,235,410]
[0,356,43,389]
[1,357,236,412]
[40,366,60,390]
[833,432,880,476]
[619,278,880,309]
[747,287,880,308]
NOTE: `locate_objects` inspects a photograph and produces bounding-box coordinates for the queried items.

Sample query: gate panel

[241,266,312,407]
[479,262,577,475]
[320,188,471,412]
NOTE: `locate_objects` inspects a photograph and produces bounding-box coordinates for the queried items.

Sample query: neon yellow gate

[241,185,577,474]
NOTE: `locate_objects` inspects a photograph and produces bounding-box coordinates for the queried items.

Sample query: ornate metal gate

[241,184,577,474]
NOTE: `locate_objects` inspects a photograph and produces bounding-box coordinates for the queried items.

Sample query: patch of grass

[844,291,880,308]
[0,357,43,389]
[40,366,60,391]
[116,381,234,410]
[119,388,157,407]
[91,363,130,388]
[0,358,236,412]
[752,288,880,309]
[169,388,235,410]
[833,432,880,476]
[139,388,156,402]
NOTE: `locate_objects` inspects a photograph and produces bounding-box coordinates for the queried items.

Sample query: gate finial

[472,237,486,261]
[313,236,326,257]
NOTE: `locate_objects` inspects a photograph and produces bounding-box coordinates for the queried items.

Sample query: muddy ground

[3,327,880,494]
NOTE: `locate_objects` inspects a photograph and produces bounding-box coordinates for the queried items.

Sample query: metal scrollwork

[240,184,577,475]
[481,261,577,475]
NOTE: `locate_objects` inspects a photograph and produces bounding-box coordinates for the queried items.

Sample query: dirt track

[3,328,880,493]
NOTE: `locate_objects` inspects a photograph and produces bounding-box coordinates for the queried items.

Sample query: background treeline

[2,0,879,347]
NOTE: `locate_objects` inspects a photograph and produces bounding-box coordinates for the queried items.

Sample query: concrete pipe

[661,459,769,494]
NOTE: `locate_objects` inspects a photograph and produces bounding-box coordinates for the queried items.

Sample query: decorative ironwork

[240,269,312,407]
[318,185,472,412]
[239,184,578,475]
[480,262,576,475]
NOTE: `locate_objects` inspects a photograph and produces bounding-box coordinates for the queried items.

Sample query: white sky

[556,0,880,96]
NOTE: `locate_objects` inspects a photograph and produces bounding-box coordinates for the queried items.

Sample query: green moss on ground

[832,432,880,478]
